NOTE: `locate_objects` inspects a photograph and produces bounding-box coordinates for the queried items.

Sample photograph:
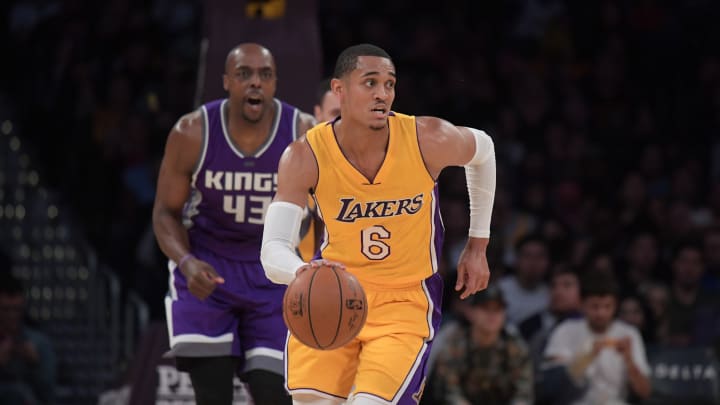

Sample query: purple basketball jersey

[184,98,299,261]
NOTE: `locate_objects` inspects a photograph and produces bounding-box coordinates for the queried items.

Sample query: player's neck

[226,101,276,153]
[334,118,388,154]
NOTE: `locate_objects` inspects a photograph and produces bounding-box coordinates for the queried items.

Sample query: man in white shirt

[499,235,550,325]
[543,273,651,405]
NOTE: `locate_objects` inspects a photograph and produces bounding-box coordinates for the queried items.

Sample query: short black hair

[315,78,332,107]
[333,44,392,78]
[580,272,619,299]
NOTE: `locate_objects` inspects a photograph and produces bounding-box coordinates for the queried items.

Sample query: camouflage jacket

[427,325,533,405]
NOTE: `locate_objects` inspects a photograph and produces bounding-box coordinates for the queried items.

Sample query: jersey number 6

[361,225,391,260]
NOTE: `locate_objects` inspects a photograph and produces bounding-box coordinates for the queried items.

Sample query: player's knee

[346,393,390,405]
[244,369,291,405]
[292,393,345,405]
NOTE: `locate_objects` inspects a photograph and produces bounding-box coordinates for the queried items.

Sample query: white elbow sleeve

[260,201,307,285]
[464,128,496,238]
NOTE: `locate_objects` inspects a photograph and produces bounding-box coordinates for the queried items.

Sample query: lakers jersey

[306,112,444,288]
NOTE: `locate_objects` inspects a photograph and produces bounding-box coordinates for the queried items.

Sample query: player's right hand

[180,258,225,300]
[296,259,346,277]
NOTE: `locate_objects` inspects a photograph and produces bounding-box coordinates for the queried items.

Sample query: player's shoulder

[174,109,203,135]
[415,115,457,135]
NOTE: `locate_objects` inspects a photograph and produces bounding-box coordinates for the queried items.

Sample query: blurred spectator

[619,231,663,297]
[498,234,551,326]
[0,271,57,405]
[702,226,720,291]
[618,295,655,344]
[425,284,532,405]
[664,242,720,347]
[521,265,582,362]
[542,273,651,404]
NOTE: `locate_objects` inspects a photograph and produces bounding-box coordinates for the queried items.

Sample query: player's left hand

[455,237,491,299]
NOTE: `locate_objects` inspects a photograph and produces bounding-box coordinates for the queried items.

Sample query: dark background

[2,0,720,403]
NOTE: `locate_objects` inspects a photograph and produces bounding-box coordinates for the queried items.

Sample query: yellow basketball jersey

[306,112,443,288]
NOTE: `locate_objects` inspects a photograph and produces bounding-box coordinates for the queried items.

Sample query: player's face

[314,90,341,123]
[583,295,617,333]
[223,48,277,123]
[340,56,396,131]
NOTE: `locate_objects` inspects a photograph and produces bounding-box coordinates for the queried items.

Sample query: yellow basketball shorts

[285,273,443,404]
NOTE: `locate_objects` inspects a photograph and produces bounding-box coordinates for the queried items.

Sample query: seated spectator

[664,242,720,347]
[0,270,57,405]
[424,284,533,405]
[542,273,651,404]
[498,234,551,326]
[618,295,656,344]
[618,231,663,297]
[521,265,582,363]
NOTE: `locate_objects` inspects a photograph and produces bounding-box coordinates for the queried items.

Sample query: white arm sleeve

[464,128,496,238]
[260,201,307,285]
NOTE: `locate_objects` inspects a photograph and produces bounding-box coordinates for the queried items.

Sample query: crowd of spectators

[3,0,720,403]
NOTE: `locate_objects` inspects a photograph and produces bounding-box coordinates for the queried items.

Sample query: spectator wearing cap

[423,284,533,405]
[541,273,651,405]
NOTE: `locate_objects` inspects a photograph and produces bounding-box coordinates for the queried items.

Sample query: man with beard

[153,43,315,405]
[543,273,651,404]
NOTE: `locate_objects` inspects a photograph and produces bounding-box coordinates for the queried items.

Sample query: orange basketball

[283,265,367,350]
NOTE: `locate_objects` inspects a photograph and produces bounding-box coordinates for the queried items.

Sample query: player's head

[223,43,277,123]
[314,78,341,123]
[331,44,395,131]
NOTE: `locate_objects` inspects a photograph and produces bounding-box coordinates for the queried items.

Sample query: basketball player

[297,79,341,261]
[261,44,496,405]
[152,43,315,405]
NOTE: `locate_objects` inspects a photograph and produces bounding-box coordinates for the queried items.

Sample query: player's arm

[152,111,202,263]
[152,111,223,299]
[261,139,323,284]
[417,117,496,299]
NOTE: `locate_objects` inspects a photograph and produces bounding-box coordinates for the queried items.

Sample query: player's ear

[223,74,229,91]
[330,78,342,96]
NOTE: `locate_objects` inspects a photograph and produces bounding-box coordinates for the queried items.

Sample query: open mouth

[246,97,263,106]
[371,106,386,117]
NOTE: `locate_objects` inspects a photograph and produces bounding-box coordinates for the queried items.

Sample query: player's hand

[179,257,225,300]
[455,238,491,299]
[296,259,347,277]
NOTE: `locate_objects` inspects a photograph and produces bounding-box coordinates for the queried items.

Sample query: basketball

[283,265,368,350]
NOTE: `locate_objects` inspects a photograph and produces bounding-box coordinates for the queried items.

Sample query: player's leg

[243,369,290,405]
[235,262,293,404]
[351,274,442,403]
[292,392,345,405]
[164,247,244,405]
[176,356,239,405]
[285,334,360,400]
[346,393,391,405]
